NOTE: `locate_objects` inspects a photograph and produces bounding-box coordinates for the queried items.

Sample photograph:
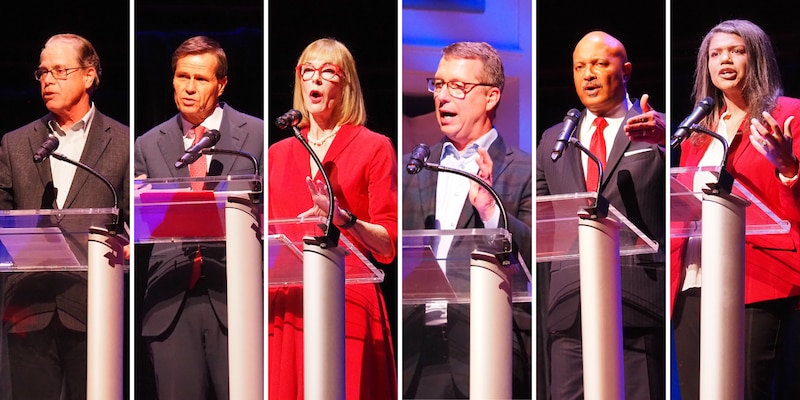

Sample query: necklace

[307,126,340,146]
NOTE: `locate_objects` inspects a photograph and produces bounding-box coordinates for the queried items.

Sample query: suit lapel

[600,101,641,190]
[417,141,442,228]
[62,113,111,208]
[30,118,55,195]
[158,115,189,178]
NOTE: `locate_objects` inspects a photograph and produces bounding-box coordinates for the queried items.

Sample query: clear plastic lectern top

[402,227,532,304]
[670,166,789,237]
[537,192,659,262]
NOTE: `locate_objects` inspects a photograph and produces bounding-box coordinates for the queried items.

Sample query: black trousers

[673,288,799,400]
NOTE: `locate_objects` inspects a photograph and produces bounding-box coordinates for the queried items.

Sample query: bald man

[536,31,666,399]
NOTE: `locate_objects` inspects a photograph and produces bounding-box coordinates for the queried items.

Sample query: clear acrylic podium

[402,227,532,398]
[0,208,125,400]
[268,216,384,400]
[537,192,659,399]
[671,166,789,400]
[134,175,263,400]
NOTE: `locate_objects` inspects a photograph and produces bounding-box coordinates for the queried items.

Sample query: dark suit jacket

[134,103,263,337]
[402,133,532,396]
[0,111,130,332]
[536,99,665,331]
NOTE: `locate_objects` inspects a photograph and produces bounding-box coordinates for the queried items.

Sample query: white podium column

[700,193,748,400]
[225,196,264,400]
[86,227,124,400]
[469,252,513,399]
[303,243,346,400]
[579,217,624,400]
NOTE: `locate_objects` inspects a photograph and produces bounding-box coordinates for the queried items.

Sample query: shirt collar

[182,104,224,138]
[441,128,498,161]
[51,103,95,139]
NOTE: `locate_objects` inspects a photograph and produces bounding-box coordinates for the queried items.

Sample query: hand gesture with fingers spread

[297,177,349,225]
[749,111,799,179]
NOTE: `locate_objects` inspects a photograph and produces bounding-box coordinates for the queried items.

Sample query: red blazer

[671,96,800,312]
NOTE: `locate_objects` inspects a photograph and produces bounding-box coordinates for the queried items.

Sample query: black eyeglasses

[34,67,87,81]
[426,78,494,99]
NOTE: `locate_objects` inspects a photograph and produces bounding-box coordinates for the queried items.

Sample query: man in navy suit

[536,31,666,399]
[134,36,263,400]
[402,41,532,399]
[0,33,129,400]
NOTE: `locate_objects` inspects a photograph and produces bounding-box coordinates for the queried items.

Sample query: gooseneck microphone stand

[674,124,746,400]
[408,147,515,398]
[42,150,125,400]
[277,113,345,400]
[562,135,624,400]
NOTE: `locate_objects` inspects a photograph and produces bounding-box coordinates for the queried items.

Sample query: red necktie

[189,126,207,191]
[188,126,206,288]
[586,117,607,192]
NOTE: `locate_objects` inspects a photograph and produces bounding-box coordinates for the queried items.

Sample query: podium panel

[670,166,789,237]
[267,216,384,286]
[0,208,120,271]
[133,175,262,244]
[402,227,531,304]
[536,192,659,261]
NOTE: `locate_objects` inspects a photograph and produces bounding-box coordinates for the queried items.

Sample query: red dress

[268,124,398,399]
[671,96,800,312]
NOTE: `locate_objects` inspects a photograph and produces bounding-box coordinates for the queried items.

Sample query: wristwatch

[340,209,357,229]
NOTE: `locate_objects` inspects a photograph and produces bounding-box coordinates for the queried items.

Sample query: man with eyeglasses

[402,41,532,399]
[0,33,129,399]
[134,35,263,400]
[536,31,666,399]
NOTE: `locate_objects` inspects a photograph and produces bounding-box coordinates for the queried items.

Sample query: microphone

[275,109,302,130]
[33,120,62,163]
[33,136,60,163]
[551,108,582,161]
[670,97,715,148]
[175,129,221,168]
[406,143,430,174]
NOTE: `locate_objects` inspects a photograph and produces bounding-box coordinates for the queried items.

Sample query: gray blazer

[134,103,263,337]
[0,111,129,332]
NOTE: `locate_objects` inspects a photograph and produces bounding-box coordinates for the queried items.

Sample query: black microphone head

[406,143,430,175]
[204,128,222,145]
[275,109,302,130]
[565,108,581,122]
[697,96,714,112]
[33,135,60,163]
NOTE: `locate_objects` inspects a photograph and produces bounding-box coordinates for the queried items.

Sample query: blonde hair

[292,38,366,128]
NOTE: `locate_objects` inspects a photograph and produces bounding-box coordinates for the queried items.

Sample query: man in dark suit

[133,36,263,400]
[536,31,666,399]
[402,41,532,399]
[0,33,129,400]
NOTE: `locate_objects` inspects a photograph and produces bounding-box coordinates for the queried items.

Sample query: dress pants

[147,279,229,400]
[673,288,799,400]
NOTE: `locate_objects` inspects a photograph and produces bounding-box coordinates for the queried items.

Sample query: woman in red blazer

[267,38,398,400]
[672,19,800,400]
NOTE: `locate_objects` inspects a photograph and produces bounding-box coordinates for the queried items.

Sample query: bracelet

[340,209,357,229]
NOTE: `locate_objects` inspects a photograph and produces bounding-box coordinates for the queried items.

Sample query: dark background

[267,0,400,360]
[535,1,667,145]
[0,3,130,135]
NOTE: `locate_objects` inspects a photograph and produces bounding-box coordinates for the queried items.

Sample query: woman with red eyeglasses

[268,38,398,400]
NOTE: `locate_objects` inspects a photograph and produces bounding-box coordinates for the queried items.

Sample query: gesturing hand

[749,112,799,179]
[296,177,349,225]
[468,147,497,221]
